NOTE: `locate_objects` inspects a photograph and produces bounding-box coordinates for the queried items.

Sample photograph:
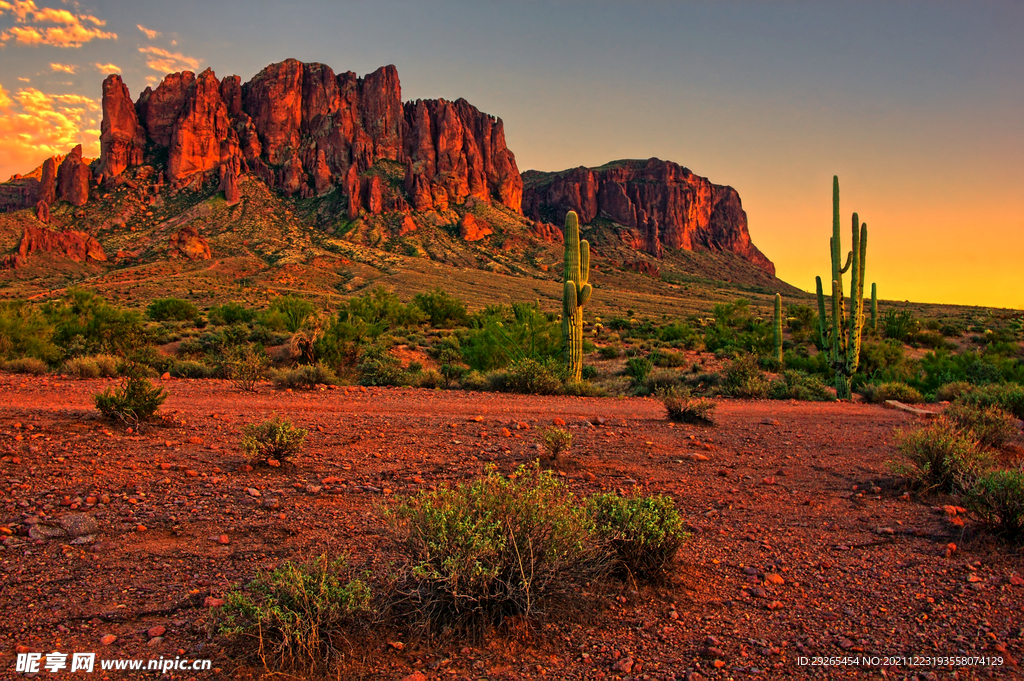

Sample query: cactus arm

[816,275,828,349]
[871,282,878,332]
[847,212,861,369]
[580,240,590,287]
[839,250,853,274]
[774,292,783,364]
[578,283,593,306]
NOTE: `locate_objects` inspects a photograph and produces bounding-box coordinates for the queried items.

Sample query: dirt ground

[0,373,1021,680]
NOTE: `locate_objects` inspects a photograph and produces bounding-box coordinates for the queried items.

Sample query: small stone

[161,372,171,380]
[147,636,164,646]
[685,453,710,462]
[761,418,780,426]
[101,634,117,645]
[1009,574,1024,586]
[246,488,261,498]
[203,596,225,608]
[388,641,405,650]
[262,498,280,510]
[765,573,785,585]
[217,534,230,545]
[136,524,147,532]
[148,626,166,638]
[553,418,566,426]
[749,587,767,598]
[305,485,322,495]
[967,574,982,583]
[713,660,726,668]
[469,416,484,422]
[611,657,634,673]
[267,459,281,467]
[839,638,854,649]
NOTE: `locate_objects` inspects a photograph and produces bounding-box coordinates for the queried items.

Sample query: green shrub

[661,388,716,425]
[90,354,119,377]
[169,360,214,379]
[894,420,990,493]
[769,371,836,402]
[241,416,308,462]
[859,382,924,404]
[146,298,198,322]
[62,356,100,378]
[217,554,371,671]
[93,371,167,424]
[541,426,572,460]
[562,381,605,397]
[357,345,409,387]
[413,288,469,328]
[223,345,268,392]
[4,357,49,375]
[267,296,316,333]
[935,381,975,402]
[388,465,601,632]
[0,300,60,364]
[588,493,689,581]
[944,403,1018,448]
[271,363,338,390]
[722,354,770,398]
[882,307,917,341]
[598,345,621,360]
[967,470,1024,540]
[43,289,146,358]
[650,349,687,368]
[413,369,443,389]
[459,303,561,372]
[489,358,563,395]
[625,356,653,385]
[955,383,1024,420]
[208,302,256,326]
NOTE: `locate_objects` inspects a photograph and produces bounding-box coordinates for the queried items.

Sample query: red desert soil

[1,373,1021,680]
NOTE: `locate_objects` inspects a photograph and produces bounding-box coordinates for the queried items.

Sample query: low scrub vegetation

[241,416,308,463]
[93,370,167,425]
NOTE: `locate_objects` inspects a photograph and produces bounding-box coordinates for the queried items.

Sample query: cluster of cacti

[815,176,871,400]
[561,211,592,382]
[773,293,783,364]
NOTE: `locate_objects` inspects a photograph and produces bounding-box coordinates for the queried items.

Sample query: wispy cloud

[94,62,119,73]
[138,46,200,73]
[0,81,100,180]
[0,0,116,48]
[50,62,76,73]
[16,76,30,82]
[136,24,158,40]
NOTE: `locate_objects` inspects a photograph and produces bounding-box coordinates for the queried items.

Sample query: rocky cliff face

[2,225,106,269]
[95,59,522,214]
[522,158,774,274]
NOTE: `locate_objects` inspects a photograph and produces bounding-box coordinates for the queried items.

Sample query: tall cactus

[562,210,592,382]
[773,293,783,364]
[815,176,868,399]
[870,283,878,333]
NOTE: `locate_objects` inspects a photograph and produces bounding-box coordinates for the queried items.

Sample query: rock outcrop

[2,225,106,268]
[522,158,774,274]
[55,145,90,207]
[91,59,522,215]
[97,75,145,180]
[167,226,212,260]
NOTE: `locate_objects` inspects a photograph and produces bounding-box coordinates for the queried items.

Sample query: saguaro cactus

[773,293,783,364]
[561,210,592,382]
[815,176,868,399]
[871,283,878,333]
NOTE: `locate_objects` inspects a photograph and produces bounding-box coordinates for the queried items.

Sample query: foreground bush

[588,493,689,581]
[661,388,716,425]
[388,465,601,632]
[859,381,924,404]
[242,417,308,463]
[218,555,371,672]
[944,403,1018,448]
[488,358,563,395]
[94,371,167,424]
[541,426,572,460]
[895,420,990,493]
[62,354,119,378]
[967,469,1024,540]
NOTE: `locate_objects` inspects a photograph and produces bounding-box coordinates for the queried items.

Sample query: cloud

[50,62,76,73]
[0,81,100,180]
[138,46,200,73]
[17,76,30,82]
[0,0,116,48]
[136,24,158,40]
[94,62,119,73]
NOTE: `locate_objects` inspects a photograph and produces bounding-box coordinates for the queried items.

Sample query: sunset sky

[1,0,1021,309]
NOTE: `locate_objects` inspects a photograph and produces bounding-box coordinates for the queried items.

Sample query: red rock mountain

[523,159,775,274]
[97,59,522,215]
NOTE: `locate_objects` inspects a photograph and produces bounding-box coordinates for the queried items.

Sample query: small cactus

[773,293,783,364]
[561,211,592,382]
